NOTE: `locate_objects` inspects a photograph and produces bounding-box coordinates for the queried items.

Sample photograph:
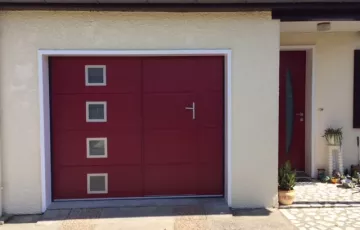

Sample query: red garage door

[51,56,224,199]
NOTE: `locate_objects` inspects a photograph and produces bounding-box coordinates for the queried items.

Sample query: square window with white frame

[85,65,106,86]
[87,173,108,194]
[86,101,107,122]
[87,138,108,158]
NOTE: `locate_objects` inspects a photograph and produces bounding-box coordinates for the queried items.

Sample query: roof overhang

[1,1,360,22]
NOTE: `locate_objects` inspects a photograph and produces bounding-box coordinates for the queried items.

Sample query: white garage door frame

[38,49,233,212]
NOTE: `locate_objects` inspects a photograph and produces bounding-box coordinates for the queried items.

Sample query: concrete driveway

[0,198,295,230]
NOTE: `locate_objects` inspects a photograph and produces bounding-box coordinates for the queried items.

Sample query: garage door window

[86,102,107,122]
[85,65,106,86]
[87,173,108,194]
[87,138,107,158]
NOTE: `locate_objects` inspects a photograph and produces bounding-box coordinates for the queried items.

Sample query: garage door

[51,56,224,200]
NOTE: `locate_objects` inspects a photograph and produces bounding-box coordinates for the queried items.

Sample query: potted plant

[331,170,341,184]
[278,161,296,205]
[323,127,343,146]
[331,177,339,184]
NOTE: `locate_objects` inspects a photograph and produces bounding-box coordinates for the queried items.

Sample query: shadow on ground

[232,208,272,216]
[6,198,231,223]
[2,198,295,230]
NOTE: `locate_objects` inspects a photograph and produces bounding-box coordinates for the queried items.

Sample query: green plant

[323,127,343,145]
[278,161,296,191]
[353,170,359,178]
[325,176,330,183]
[320,175,330,183]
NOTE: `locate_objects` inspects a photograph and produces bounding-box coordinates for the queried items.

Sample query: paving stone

[68,208,102,219]
[280,210,295,220]
[338,216,347,221]
[7,215,42,224]
[40,209,71,221]
[202,202,231,217]
[324,217,334,221]
[310,203,323,208]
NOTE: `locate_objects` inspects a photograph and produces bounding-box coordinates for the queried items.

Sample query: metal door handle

[296,112,304,117]
[185,102,196,120]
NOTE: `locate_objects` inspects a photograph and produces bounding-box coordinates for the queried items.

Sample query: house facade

[0,1,359,215]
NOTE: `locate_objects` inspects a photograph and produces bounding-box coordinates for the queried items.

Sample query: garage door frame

[38,49,232,212]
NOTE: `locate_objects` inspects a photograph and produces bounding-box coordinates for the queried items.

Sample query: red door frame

[49,55,227,200]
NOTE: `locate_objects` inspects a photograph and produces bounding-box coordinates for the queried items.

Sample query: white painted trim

[87,173,108,194]
[280,45,316,51]
[38,49,232,212]
[38,52,46,213]
[280,45,316,178]
[225,52,232,207]
[38,49,230,56]
[86,138,108,159]
[311,48,317,178]
[85,65,107,86]
[86,101,107,122]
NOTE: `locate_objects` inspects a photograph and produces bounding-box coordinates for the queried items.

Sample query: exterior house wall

[0,11,280,214]
[281,32,360,177]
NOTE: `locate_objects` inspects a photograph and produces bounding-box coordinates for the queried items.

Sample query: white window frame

[86,101,107,122]
[85,65,106,86]
[87,173,108,194]
[86,137,108,159]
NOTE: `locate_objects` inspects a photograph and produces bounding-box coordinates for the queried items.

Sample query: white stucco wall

[0,11,280,214]
[281,32,360,177]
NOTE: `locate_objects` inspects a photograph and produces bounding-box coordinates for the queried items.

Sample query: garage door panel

[52,94,141,130]
[198,127,223,164]
[51,57,142,94]
[142,57,195,93]
[51,56,224,199]
[192,56,224,91]
[196,164,224,195]
[144,129,196,164]
[53,166,143,199]
[143,94,193,129]
[144,165,197,196]
[52,130,142,166]
[196,91,224,127]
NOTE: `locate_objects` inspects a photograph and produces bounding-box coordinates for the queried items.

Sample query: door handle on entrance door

[296,112,304,122]
[185,102,196,120]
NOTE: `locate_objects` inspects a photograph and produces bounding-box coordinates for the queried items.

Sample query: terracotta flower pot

[331,178,339,184]
[278,190,295,205]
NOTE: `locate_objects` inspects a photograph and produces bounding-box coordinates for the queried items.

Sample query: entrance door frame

[280,45,316,178]
[38,49,232,212]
